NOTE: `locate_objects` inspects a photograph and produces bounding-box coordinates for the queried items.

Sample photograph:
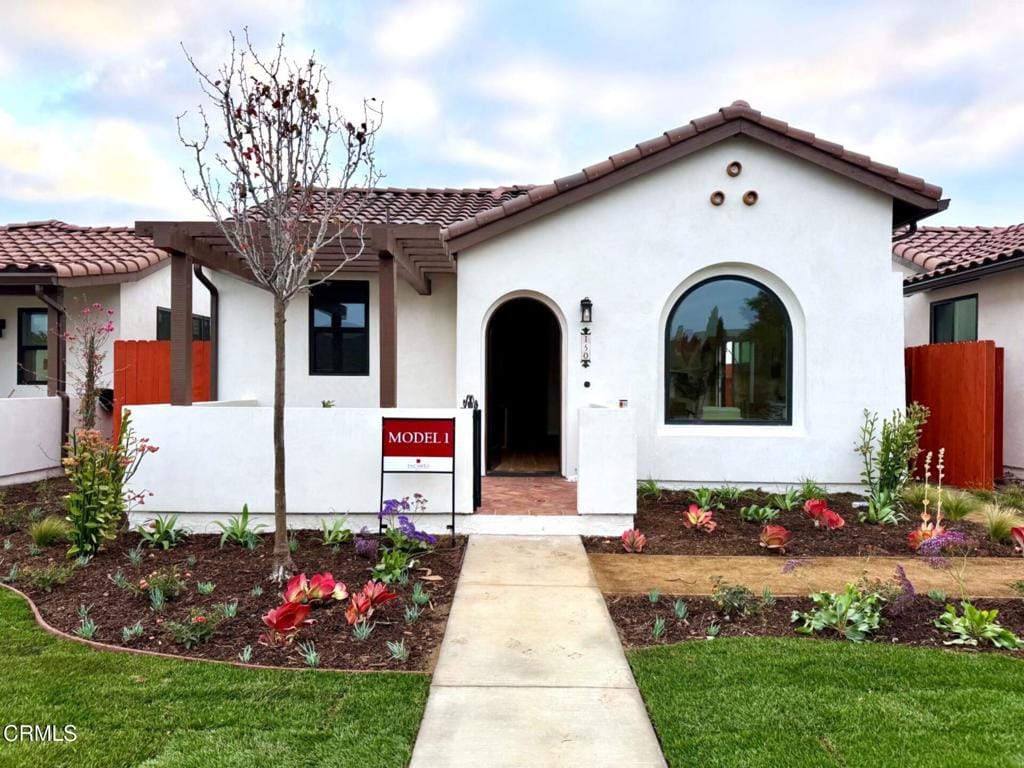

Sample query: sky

[0,0,1021,227]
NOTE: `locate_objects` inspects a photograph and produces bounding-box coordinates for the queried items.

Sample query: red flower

[759,524,792,552]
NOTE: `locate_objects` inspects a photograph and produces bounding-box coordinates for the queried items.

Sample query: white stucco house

[0,220,209,484]
[897,224,1024,476]
[125,100,947,532]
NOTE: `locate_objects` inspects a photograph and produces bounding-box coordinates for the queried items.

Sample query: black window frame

[17,308,48,385]
[156,307,211,341]
[929,294,978,344]
[308,280,370,377]
[664,275,793,426]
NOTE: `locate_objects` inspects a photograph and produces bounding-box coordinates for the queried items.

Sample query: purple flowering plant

[379,494,437,553]
[354,527,379,561]
[920,530,973,600]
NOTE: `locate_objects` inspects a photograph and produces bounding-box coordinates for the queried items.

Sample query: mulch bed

[607,593,1024,655]
[582,490,1016,557]
[0,479,465,671]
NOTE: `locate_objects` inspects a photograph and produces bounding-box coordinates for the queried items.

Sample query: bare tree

[179,31,382,581]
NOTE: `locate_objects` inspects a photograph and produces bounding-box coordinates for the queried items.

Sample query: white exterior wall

[118,261,211,340]
[904,269,1024,472]
[0,397,63,484]
[129,403,473,529]
[456,137,905,487]
[213,270,456,408]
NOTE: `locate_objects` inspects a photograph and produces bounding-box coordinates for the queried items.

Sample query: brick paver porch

[477,476,578,516]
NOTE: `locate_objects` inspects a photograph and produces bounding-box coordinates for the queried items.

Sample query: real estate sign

[381,418,455,472]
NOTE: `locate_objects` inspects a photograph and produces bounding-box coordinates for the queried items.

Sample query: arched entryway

[485,297,562,475]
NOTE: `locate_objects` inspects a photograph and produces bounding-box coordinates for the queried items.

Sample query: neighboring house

[897,224,1024,475]
[135,98,945,522]
[0,220,209,484]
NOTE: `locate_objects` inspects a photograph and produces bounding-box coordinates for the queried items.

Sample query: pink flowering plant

[65,301,116,429]
[63,410,158,558]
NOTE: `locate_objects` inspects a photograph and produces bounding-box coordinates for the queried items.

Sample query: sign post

[380,417,457,537]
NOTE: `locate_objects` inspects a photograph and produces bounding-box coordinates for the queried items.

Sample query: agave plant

[682,504,717,533]
[759,524,792,552]
[621,529,647,553]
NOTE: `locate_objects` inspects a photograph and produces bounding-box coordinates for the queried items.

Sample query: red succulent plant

[259,601,313,645]
[621,529,647,553]
[804,499,844,530]
[683,504,717,533]
[759,524,792,552]
[1012,526,1024,556]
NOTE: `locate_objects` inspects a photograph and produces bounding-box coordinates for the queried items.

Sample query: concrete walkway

[409,536,666,768]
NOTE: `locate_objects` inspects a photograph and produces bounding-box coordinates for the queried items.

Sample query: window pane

[931,302,954,343]
[156,308,171,341]
[666,278,789,423]
[21,310,47,346]
[954,297,977,341]
[19,348,47,384]
[309,281,370,375]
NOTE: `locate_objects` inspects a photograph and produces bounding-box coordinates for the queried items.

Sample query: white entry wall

[455,136,906,487]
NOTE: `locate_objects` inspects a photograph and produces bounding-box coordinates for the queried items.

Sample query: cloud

[373,1,470,62]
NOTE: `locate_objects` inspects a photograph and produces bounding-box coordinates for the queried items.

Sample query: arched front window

[665,276,791,424]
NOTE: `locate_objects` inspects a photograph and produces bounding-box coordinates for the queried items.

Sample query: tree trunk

[270,294,294,582]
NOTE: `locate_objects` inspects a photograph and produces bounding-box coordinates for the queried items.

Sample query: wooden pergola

[134,220,452,409]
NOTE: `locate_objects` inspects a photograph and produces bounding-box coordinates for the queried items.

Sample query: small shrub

[637,479,663,501]
[288,530,300,554]
[690,487,720,510]
[652,616,667,641]
[740,504,779,524]
[798,478,827,502]
[672,598,688,620]
[410,581,431,607]
[791,583,885,642]
[109,569,131,592]
[121,621,144,643]
[74,605,98,639]
[320,517,352,547]
[901,483,929,511]
[682,505,717,533]
[351,621,374,641]
[621,529,647,553]
[717,486,744,502]
[216,504,266,550]
[998,485,1024,511]
[134,567,187,601]
[250,585,264,597]
[149,587,166,612]
[769,489,800,512]
[980,505,1019,543]
[855,405,928,524]
[238,645,254,663]
[386,638,410,662]
[940,490,980,522]
[137,514,187,550]
[927,588,947,603]
[297,640,321,668]
[710,577,771,618]
[221,600,238,619]
[404,605,423,624]
[934,602,1023,650]
[647,589,660,604]
[21,562,74,592]
[372,549,415,584]
[196,581,215,596]
[165,605,230,649]
[706,622,721,639]
[27,516,70,547]
[125,543,144,566]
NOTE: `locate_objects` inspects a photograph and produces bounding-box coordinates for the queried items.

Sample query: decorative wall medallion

[743,190,759,206]
[727,161,742,177]
[710,190,725,206]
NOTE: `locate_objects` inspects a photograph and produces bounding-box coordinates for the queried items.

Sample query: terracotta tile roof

[896,224,1024,285]
[442,100,944,246]
[305,186,533,226]
[0,220,167,279]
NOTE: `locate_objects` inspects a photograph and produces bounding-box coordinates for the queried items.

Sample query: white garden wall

[455,136,905,488]
[0,396,63,484]
[904,269,1024,473]
[577,406,637,515]
[128,403,474,531]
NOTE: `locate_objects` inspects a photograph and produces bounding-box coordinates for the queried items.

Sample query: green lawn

[629,638,1024,768]
[0,588,429,768]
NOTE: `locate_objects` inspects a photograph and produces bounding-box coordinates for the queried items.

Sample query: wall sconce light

[580,297,593,324]
[580,327,592,368]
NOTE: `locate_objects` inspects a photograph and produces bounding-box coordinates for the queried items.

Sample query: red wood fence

[905,341,1004,490]
[113,340,211,437]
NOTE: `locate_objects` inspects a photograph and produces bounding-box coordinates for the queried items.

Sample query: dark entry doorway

[486,298,561,475]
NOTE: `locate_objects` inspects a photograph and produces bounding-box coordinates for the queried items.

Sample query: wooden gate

[905,341,1004,490]
[113,340,211,437]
